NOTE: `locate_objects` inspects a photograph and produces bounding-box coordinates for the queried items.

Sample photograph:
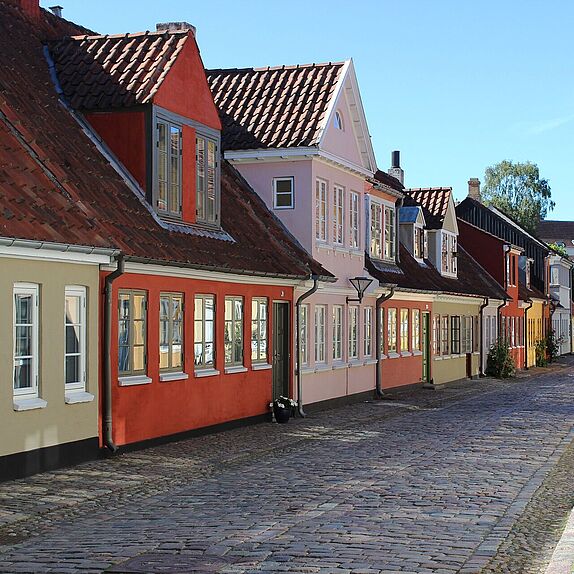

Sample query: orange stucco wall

[100,271,293,446]
[154,37,221,131]
[86,110,147,189]
[380,299,432,389]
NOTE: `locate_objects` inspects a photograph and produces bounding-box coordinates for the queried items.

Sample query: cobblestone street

[1,360,574,573]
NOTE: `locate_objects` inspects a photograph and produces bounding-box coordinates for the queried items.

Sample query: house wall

[380,298,433,389]
[0,258,100,459]
[86,110,147,189]
[104,271,293,446]
[154,37,221,131]
[482,305,499,374]
[432,299,481,385]
[527,300,545,367]
[458,220,505,284]
[231,160,314,253]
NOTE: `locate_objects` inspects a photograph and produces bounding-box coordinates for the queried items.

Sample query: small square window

[273,177,294,209]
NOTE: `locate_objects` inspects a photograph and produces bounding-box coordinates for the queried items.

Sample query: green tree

[549,242,568,257]
[482,160,554,233]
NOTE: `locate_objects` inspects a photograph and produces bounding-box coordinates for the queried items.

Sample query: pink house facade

[208,61,391,407]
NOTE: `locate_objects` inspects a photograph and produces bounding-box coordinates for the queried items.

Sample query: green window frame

[118,290,147,376]
[160,292,184,372]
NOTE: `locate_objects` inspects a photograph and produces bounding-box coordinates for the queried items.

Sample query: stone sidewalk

[0,359,573,573]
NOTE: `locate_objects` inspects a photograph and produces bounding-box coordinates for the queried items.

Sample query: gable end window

[156,119,182,217]
[196,135,219,225]
[273,177,294,209]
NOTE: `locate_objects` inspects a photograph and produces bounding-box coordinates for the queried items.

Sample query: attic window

[156,120,182,217]
[196,134,220,225]
[334,110,344,130]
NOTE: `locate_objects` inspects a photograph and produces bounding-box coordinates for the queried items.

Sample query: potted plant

[271,396,296,424]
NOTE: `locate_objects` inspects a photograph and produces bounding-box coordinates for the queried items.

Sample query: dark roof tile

[404,187,452,229]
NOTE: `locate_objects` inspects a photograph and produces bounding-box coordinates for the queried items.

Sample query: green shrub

[486,338,516,379]
[546,329,560,362]
[535,338,548,367]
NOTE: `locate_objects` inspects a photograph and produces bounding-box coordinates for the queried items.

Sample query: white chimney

[156,22,196,35]
[468,178,481,201]
[388,150,404,185]
[49,5,63,17]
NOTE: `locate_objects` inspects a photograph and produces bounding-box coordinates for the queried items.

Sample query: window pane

[14,358,32,389]
[133,346,145,371]
[205,297,214,320]
[133,320,145,346]
[119,320,129,346]
[157,122,167,152]
[66,324,80,354]
[275,192,292,207]
[65,355,80,384]
[205,319,214,343]
[194,343,204,366]
[276,179,292,193]
[119,295,130,320]
[133,295,145,320]
[15,325,32,357]
[159,345,169,369]
[65,295,80,325]
[15,294,32,324]
[119,346,130,372]
[205,342,214,366]
[234,298,243,320]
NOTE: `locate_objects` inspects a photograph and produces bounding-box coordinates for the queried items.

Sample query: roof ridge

[406,186,452,192]
[69,30,190,41]
[207,61,346,74]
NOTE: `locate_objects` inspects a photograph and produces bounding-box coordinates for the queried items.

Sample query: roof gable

[206,62,344,151]
[404,187,457,232]
[317,60,376,172]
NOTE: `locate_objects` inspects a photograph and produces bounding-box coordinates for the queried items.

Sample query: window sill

[300,366,314,374]
[380,354,388,360]
[195,368,220,378]
[387,352,400,359]
[401,351,413,357]
[224,365,248,375]
[118,375,152,387]
[332,361,347,370]
[65,391,94,404]
[252,363,272,371]
[315,363,331,373]
[348,360,362,368]
[13,397,47,411]
[364,358,377,365]
[159,371,189,382]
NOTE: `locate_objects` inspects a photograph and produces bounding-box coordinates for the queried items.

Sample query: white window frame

[13,283,39,398]
[370,201,383,259]
[194,294,216,371]
[315,179,328,242]
[332,305,343,361]
[350,191,360,249]
[384,206,396,260]
[273,177,294,210]
[412,309,420,351]
[400,308,409,353]
[414,226,424,260]
[441,231,457,276]
[251,297,268,364]
[364,307,372,357]
[64,286,87,391]
[300,304,309,366]
[224,296,244,368]
[334,110,344,130]
[349,306,359,359]
[314,305,326,363]
[333,184,344,245]
[159,292,184,373]
[388,308,397,353]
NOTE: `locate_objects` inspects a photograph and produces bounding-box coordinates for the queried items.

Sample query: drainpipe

[479,297,489,376]
[295,275,319,418]
[524,299,533,369]
[103,253,125,452]
[375,285,396,397]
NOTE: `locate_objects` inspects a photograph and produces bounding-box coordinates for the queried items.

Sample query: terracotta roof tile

[0,2,332,281]
[206,63,344,151]
[404,187,452,229]
[368,245,507,300]
[49,30,189,110]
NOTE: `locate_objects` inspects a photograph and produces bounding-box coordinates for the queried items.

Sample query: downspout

[103,254,125,452]
[479,297,489,376]
[295,275,319,418]
[375,285,396,397]
[523,299,533,369]
[497,298,508,340]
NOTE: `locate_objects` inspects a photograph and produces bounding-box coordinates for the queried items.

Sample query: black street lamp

[347,276,373,304]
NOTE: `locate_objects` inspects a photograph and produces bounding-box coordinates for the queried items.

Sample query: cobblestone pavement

[1,359,574,573]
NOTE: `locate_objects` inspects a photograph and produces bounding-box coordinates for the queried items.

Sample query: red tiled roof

[537,220,574,243]
[404,187,452,229]
[367,245,507,301]
[0,2,332,281]
[49,30,189,111]
[206,63,344,151]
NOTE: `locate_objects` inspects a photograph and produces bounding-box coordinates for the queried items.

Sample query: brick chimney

[156,22,196,36]
[388,150,404,185]
[11,0,40,19]
[468,177,481,201]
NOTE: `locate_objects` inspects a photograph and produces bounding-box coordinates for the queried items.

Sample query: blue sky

[45,1,574,219]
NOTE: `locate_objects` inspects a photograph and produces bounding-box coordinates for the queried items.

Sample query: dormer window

[156,119,182,217]
[334,110,344,130]
[441,231,457,276]
[414,226,424,259]
[196,135,219,225]
[384,206,396,259]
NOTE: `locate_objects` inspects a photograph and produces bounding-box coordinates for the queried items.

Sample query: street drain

[107,552,249,573]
